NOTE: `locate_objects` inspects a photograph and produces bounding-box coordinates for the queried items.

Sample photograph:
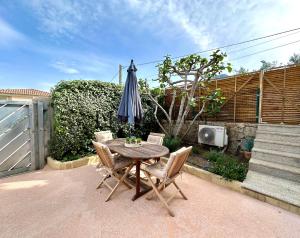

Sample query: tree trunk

[174,75,200,137]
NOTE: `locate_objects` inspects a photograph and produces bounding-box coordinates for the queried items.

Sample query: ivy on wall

[50,80,157,160]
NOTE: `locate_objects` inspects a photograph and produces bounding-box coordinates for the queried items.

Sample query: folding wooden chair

[145,132,166,167]
[94,130,113,143]
[94,131,113,168]
[144,146,192,217]
[147,132,165,146]
[92,141,134,202]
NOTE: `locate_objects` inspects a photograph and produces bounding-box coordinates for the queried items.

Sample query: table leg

[132,159,152,201]
[156,158,160,185]
[136,160,141,194]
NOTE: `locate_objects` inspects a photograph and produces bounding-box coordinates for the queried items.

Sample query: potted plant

[125,136,142,148]
[241,137,254,159]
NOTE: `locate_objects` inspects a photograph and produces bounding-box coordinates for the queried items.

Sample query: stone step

[252,148,300,168]
[242,171,300,207]
[254,139,300,154]
[249,158,300,183]
[256,131,300,144]
[258,124,300,134]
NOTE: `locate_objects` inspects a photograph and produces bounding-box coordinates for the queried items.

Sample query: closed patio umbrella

[117,59,143,125]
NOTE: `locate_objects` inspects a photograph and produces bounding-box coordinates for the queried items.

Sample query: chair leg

[96,174,110,189]
[173,181,188,200]
[145,172,175,217]
[146,182,164,200]
[105,164,134,202]
[113,172,133,189]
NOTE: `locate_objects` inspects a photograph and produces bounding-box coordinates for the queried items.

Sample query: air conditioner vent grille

[199,127,215,144]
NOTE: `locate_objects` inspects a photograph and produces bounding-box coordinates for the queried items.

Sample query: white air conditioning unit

[198,125,228,147]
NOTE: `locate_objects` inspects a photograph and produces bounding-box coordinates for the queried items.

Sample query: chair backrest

[165,146,192,178]
[94,131,113,143]
[147,132,165,145]
[92,141,114,169]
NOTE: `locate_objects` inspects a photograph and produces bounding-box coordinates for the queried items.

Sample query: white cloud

[0,18,26,47]
[22,0,300,71]
[51,61,80,74]
[23,0,104,37]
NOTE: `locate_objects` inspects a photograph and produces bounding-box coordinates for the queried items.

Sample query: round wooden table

[106,138,169,201]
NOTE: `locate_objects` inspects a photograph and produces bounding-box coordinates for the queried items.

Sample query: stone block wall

[163,121,258,154]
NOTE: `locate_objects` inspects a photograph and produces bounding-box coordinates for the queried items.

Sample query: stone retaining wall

[163,121,258,154]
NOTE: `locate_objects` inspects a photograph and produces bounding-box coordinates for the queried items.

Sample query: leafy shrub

[50,80,157,160]
[61,154,80,162]
[192,146,202,155]
[203,150,222,162]
[209,154,248,181]
[163,136,181,152]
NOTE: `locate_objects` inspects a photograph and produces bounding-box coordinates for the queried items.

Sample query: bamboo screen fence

[165,64,300,124]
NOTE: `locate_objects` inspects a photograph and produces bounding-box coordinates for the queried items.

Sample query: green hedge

[50,80,157,160]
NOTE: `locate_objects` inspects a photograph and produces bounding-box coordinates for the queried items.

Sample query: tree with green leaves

[260,60,277,70]
[235,67,249,75]
[289,53,300,64]
[142,50,232,139]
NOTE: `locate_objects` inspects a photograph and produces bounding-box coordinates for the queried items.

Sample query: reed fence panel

[164,64,300,124]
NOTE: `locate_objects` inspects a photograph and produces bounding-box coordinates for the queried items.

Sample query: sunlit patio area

[1,165,299,238]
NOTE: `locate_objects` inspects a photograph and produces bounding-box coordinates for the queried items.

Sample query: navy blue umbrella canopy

[117,60,143,125]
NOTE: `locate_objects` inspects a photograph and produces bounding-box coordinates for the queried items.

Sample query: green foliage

[192,146,202,155]
[241,137,254,152]
[50,80,157,160]
[157,51,232,87]
[204,150,222,162]
[289,53,300,64]
[260,60,277,70]
[202,88,226,117]
[235,67,249,75]
[126,136,142,144]
[61,154,81,162]
[209,153,248,181]
[163,136,181,152]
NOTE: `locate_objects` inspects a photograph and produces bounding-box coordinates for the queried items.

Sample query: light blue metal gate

[0,101,35,177]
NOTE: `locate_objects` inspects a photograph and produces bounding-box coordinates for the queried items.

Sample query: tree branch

[170,80,194,85]
[147,93,171,123]
[168,89,176,118]
[175,74,200,137]
[181,102,206,139]
[154,104,168,135]
[175,74,188,127]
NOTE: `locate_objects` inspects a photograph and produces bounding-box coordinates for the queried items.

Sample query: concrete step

[249,158,300,183]
[252,148,300,168]
[242,171,300,207]
[258,124,300,134]
[254,139,300,154]
[256,131,300,144]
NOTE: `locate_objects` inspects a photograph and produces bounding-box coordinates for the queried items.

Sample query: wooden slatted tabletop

[106,138,169,159]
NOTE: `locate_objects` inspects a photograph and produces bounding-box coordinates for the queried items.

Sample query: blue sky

[0,0,300,91]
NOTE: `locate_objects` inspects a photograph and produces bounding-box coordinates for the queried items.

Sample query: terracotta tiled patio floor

[0,165,299,238]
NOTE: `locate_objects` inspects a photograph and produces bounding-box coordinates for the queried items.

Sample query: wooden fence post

[282,67,286,124]
[258,70,264,123]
